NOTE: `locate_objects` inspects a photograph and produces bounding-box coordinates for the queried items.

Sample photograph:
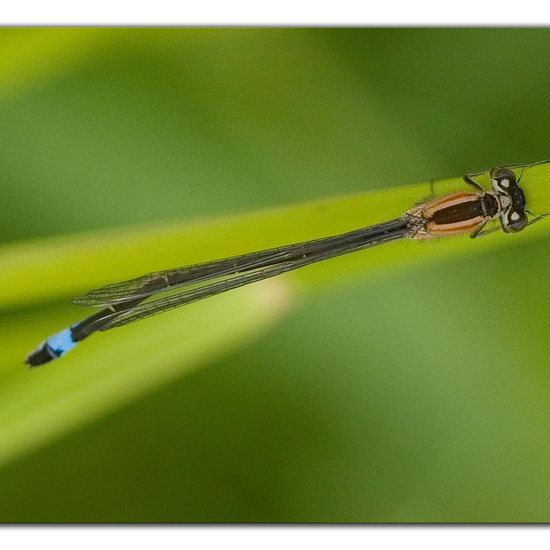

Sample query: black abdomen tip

[25,346,56,368]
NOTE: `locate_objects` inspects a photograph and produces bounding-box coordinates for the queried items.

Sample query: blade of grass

[1,164,549,467]
[3,162,550,310]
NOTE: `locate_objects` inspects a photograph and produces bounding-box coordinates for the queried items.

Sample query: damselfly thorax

[407,166,529,239]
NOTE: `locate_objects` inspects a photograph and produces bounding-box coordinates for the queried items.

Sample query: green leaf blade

[2,162,549,467]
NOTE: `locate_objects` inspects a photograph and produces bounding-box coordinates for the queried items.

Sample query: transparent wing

[92,221,410,332]
[73,218,408,307]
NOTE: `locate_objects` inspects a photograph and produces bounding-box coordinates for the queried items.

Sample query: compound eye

[504,209,528,232]
[491,167,517,194]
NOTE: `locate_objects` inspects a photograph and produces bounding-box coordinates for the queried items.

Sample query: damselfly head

[490,167,528,233]
[491,167,517,195]
[501,207,529,233]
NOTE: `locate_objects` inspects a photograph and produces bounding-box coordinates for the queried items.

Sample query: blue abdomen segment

[25,326,79,367]
[45,328,78,357]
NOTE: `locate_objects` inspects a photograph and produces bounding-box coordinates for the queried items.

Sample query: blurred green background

[2,28,550,522]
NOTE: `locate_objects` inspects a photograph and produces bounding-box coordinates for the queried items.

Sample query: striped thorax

[408,167,529,239]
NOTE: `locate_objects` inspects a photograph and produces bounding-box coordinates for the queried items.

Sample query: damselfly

[26,162,548,367]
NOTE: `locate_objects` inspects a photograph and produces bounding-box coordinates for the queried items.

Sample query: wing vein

[90,219,409,332]
[73,218,408,307]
